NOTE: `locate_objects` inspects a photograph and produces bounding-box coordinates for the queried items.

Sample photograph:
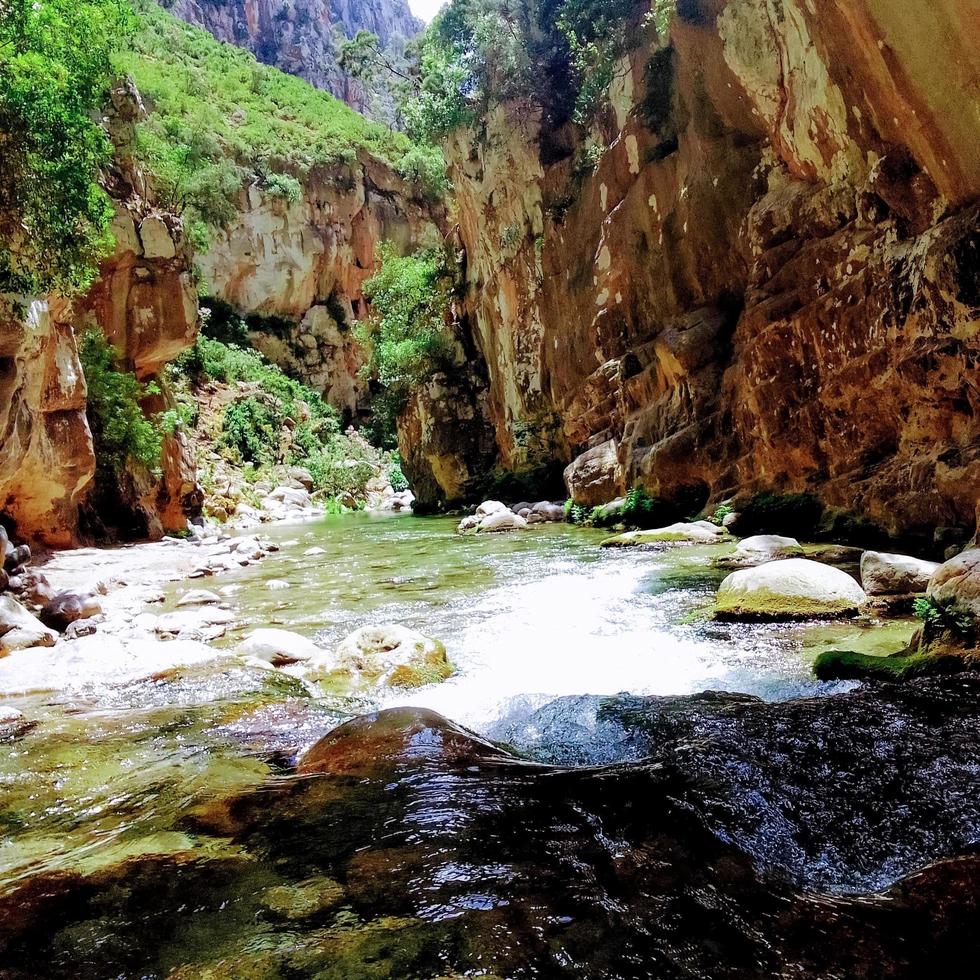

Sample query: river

[2,513,977,978]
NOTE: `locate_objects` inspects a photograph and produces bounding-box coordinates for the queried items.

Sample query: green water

[1,514,916,908]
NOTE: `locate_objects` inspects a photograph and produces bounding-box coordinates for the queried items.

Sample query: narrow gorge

[0,2,978,978]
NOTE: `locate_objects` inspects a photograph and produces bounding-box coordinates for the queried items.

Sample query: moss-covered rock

[714,559,866,620]
[813,649,979,682]
[601,523,726,548]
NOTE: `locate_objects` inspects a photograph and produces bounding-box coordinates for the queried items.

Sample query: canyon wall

[197,152,446,420]
[171,0,420,117]
[415,0,980,549]
[0,81,202,546]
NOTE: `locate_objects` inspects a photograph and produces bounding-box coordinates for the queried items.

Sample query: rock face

[0,81,202,545]
[172,0,421,118]
[421,0,980,543]
[0,297,95,546]
[198,154,446,421]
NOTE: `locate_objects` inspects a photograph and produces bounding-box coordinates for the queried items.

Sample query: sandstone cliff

[413,0,979,550]
[197,152,446,421]
[171,0,421,118]
[0,81,202,547]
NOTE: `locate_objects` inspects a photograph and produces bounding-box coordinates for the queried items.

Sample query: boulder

[267,486,312,509]
[299,707,513,778]
[456,515,481,533]
[927,548,980,618]
[477,511,528,533]
[0,635,229,694]
[38,592,102,633]
[532,501,566,523]
[175,589,222,607]
[563,440,624,507]
[4,543,30,572]
[475,500,508,518]
[720,535,804,567]
[601,523,726,547]
[714,558,867,620]
[238,628,321,666]
[861,551,939,595]
[0,596,58,653]
[306,624,451,690]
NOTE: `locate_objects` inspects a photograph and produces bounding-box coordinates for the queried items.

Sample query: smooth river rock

[928,548,980,619]
[714,558,867,620]
[238,628,321,666]
[728,534,804,566]
[0,595,58,654]
[601,523,726,547]
[861,551,940,595]
[305,624,452,690]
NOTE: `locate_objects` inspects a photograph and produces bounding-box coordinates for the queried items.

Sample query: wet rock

[720,534,804,567]
[601,523,726,547]
[306,625,452,690]
[298,706,517,777]
[266,579,290,591]
[154,606,235,640]
[928,548,980,620]
[175,589,222,607]
[260,876,345,921]
[37,592,103,633]
[477,510,528,533]
[4,543,31,572]
[456,514,481,532]
[714,558,867,620]
[861,551,939,595]
[238,628,321,666]
[0,634,230,694]
[0,595,58,653]
[475,500,508,518]
[531,500,565,522]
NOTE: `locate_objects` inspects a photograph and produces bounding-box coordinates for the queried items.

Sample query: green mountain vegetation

[119,1,446,249]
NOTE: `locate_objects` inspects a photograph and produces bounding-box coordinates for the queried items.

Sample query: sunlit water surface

[1,514,917,900]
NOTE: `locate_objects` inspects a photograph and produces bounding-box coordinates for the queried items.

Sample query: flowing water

[2,513,978,978]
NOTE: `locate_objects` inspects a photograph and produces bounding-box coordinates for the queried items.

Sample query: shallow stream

[3,514,976,979]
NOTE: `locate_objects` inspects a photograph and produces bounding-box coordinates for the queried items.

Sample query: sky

[408,0,445,22]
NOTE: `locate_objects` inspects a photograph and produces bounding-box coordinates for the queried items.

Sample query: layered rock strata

[414,0,979,546]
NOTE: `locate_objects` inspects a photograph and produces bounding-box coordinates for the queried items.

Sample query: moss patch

[813,649,979,682]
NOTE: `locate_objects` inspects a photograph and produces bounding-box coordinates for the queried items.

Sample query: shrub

[79,330,163,475]
[220,397,276,465]
[263,172,302,202]
[914,596,976,646]
[356,245,455,418]
[0,0,134,294]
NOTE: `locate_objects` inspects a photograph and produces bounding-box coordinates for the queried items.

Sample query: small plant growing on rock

[913,596,975,646]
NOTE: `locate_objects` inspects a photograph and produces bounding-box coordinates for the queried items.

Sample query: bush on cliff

[355,245,455,444]
[0,0,133,294]
[79,330,164,475]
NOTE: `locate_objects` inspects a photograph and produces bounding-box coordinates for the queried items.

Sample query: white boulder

[238,628,321,666]
[861,551,940,595]
[714,558,867,620]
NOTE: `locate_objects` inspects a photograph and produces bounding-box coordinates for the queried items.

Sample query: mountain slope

[170,0,421,120]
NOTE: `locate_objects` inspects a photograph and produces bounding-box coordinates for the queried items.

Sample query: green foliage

[262,172,302,202]
[79,330,164,475]
[404,0,643,141]
[712,503,734,525]
[118,1,445,240]
[220,397,276,465]
[356,245,455,426]
[387,454,410,493]
[0,0,134,294]
[914,596,976,644]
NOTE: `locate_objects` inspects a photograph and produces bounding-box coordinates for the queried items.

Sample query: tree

[0,0,134,295]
